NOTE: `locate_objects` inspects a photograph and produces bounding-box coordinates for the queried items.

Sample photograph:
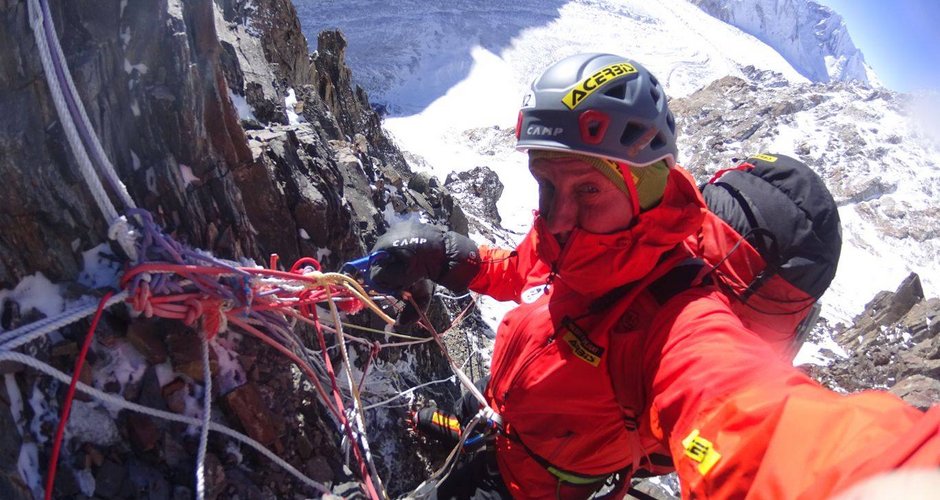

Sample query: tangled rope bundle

[1,207,484,499]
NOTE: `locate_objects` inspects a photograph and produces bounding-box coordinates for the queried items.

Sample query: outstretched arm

[645,288,940,499]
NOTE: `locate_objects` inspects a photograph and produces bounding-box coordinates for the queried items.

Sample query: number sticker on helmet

[521,91,536,108]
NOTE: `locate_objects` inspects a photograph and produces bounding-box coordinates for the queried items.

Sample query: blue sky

[817,0,940,92]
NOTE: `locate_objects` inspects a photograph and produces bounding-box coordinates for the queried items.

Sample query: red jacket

[468,166,940,499]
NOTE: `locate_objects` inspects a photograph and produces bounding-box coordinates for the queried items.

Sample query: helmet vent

[650,133,667,150]
[666,112,676,134]
[604,83,627,100]
[620,122,646,147]
[649,85,662,104]
[579,110,610,145]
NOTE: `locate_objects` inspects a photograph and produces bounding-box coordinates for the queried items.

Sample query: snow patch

[18,442,42,499]
[792,332,849,367]
[66,400,122,446]
[130,149,141,171]
[77,243,122,290]
[229,90,257,121]
[179,163,200,186]
[0,273,64,329]
[211,333,247,395]
[123,58,148,75]
[285,88,303,125]
[93,338,148,415]
[75,467,96,496]
[28,384,54,445]
[316,247,333,264]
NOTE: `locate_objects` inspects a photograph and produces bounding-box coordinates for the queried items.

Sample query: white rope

[362,375,457,411]
[0,351,331,496]
[27,0,119,222]
[0,291,128,351]
[325,288,389,499]
[195,331,212,500]
[28,0,136,213]
[405,413,484,499]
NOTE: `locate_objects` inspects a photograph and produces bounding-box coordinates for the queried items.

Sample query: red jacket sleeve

[467,243,540,302]
[644,287,940,499]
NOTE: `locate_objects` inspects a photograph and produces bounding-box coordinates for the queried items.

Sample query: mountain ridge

[690,0,878,85]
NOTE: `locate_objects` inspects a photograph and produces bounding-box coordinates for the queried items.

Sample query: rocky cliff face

[0,0,465,497]
[804,273,940,410]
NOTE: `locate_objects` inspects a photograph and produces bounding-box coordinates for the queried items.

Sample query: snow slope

[296,0,940,323]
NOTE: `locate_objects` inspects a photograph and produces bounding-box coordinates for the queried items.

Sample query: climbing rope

[195,330,213,500]
[19,0,494,497]
[0,350,332,495]
[27,0,136,223]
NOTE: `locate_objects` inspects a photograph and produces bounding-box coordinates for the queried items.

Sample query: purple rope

[38,0,128,204]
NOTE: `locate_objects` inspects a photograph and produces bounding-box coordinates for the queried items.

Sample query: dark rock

[220,467,264,499]
[52,340,80,358]
[0,359,25,375]
[162,430,188,469]
[0,471,32,500]
[296,434,314,460]
[837,273,924,348]
[202,453,227,499]
[901,297,940,343]
[94,459,129,499]
[870,349,891,367]
[408,172,438,194]
[0,385,21,473]
[304,455,334,485]
[137,365,169,410]
[172,485,193,500]
[127,413,160,452]
[222,382,278,446]
[82,443,105,468]
[444,166,504,226]
[127,320,168,364]
[161,378,190,415]
[890,375,940,411]
[127,459,171,500]
[166,325,218,382]
[815,274,939,410]
[0,0,485,496]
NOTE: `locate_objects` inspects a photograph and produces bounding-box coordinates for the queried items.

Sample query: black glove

[396,278,434,328]
[368,221,480,293]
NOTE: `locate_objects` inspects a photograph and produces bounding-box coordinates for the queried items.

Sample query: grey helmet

[515,53,677,167]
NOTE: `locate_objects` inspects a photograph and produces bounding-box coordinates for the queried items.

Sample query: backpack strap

[646,257,711,305]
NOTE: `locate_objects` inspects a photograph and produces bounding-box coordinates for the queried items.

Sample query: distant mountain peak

[690,0,878,86]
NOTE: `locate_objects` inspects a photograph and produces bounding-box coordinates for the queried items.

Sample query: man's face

[529,153,634,246]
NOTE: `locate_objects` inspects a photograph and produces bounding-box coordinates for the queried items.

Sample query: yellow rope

[298,272,395,325]
[323,284,389,499]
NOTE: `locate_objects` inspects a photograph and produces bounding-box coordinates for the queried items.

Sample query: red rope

[289,257,322,273]
[44,291,114,500]
[116,258,381,496]
[310,304,381,500]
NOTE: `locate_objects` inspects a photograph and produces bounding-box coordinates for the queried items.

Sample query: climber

[369,53,940,499]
